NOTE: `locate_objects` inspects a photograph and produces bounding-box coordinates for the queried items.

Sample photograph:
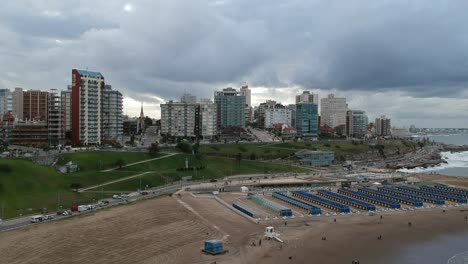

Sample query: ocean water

[399,134,468,177]
[378,232,468,264]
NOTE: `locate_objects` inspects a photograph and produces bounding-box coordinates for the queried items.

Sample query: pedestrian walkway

[101,153,176,172]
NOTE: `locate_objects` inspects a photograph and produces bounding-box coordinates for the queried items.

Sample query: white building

[200,101,217,139]
[320,94,347,128]
[48,89,63,146]
[264,107,292,128]
[161,101,200,138]
[296,91,318,104]
[71,69,104,145]
[240,85,251,107]
[102,85,123,142]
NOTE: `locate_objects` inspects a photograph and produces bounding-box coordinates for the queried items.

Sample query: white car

[112,195,121,199]
[0,218,2,225]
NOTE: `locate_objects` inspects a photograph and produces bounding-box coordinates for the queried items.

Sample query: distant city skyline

[1,1,468,127]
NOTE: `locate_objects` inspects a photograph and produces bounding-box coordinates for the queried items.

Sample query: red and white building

[71,69,104,145]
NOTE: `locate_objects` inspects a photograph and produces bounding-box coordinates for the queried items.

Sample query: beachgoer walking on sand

[259,239,262,246]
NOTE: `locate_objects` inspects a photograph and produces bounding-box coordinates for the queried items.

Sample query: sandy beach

[1,173,468,264]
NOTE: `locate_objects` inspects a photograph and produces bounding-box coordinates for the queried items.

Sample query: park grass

[197,143,295,160]
[57,151,163,171]
[0,151,310,218]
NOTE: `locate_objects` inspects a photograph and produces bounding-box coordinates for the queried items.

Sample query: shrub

[70,183,82,189]
[176,142,193,153]
[250,152,256,160]
[324,143,331,147]
[238,145,247,152]
[0,164,12,173]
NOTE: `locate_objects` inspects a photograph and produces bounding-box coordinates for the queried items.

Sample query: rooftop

[76,69,103,78]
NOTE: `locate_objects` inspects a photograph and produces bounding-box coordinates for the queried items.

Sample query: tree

[144,116,153,127]
[148,142,159,154]
[249,152,256,160]
[115,159,125,170]
[176,142,192,153]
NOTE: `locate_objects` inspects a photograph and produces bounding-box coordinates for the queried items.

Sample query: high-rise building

[214,87,245,130]
[287,104,296,128]
[199,101,217,139]
[160,101,200,138]
[102,85,123,142]
[264,105,291,129]
[48,89,63,146]
[23,90,49,121]
[71,69,104,145]
[61,85,72,138]
[375,115,391,137]
[346,110,369,138]
[0,89,13,116]
[240,85,251,107]
[240,85,252,125]
[295,103,319,137]
[296,91,318,104]
[320,94,347,128]
[254,100,276,129]
[12,88,23,120]
[181,93,197,104]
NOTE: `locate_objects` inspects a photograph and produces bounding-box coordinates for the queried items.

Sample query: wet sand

[254,208,468,264]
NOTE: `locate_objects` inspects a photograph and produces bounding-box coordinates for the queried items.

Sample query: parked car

[120,194,129,199]
[44,215,54,220]
[78,205,88,212]
[112,195,121,199]
[62,211,69,216]
[87,204,96,210]
[56,210,64,216]
[98,200,110,207]
[0,218,2,225]
[140,191,148,195]
[31,215,44,223]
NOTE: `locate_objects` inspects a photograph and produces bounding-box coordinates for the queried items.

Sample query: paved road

[0,181,198,233]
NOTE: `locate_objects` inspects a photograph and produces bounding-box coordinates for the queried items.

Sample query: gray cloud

[0,0,468,125]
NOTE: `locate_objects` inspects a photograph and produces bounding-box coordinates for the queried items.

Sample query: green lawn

[197,144,295,160]
[57,151,161,171]
[0,150,311,219]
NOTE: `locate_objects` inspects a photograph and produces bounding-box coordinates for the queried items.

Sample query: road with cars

[0,180,199,233]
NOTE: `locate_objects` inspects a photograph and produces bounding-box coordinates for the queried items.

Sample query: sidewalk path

[101,153,176,172]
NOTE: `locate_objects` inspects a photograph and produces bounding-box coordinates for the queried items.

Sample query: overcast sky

[1,0,468,127]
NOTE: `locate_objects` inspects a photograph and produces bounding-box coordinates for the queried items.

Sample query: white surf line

[101,153,176,172]
[446,250,468,264]
[176,198,229,240]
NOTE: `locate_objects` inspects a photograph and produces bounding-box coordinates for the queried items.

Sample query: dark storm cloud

[0,0,468,122]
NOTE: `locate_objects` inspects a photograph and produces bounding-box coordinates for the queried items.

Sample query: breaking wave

[398,151,468,174]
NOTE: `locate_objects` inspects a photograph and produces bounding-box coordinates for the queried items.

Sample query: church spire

[140,102,144,118]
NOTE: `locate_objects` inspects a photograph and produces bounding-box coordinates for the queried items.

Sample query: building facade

[61,85,72,140]
[296,91,318,104]
[346,110,369,138]
[12,88,23,120]
[375,115,391,137]
[199,101,217,139]
[320,93,347,128]
[48,89,63,146]
[23,90,49,121]
[264,106,291,129]
[214,87,245,130]
[10,121,49,147]
[295,103,319,137]
[71,69,104,145]
[160,101,200,138]
[295,150,335,167]
[102,85,123,142]
[0,89,13,116]
[181,93,197,104]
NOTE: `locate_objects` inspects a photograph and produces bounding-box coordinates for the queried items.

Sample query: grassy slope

[0,150,311,218]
